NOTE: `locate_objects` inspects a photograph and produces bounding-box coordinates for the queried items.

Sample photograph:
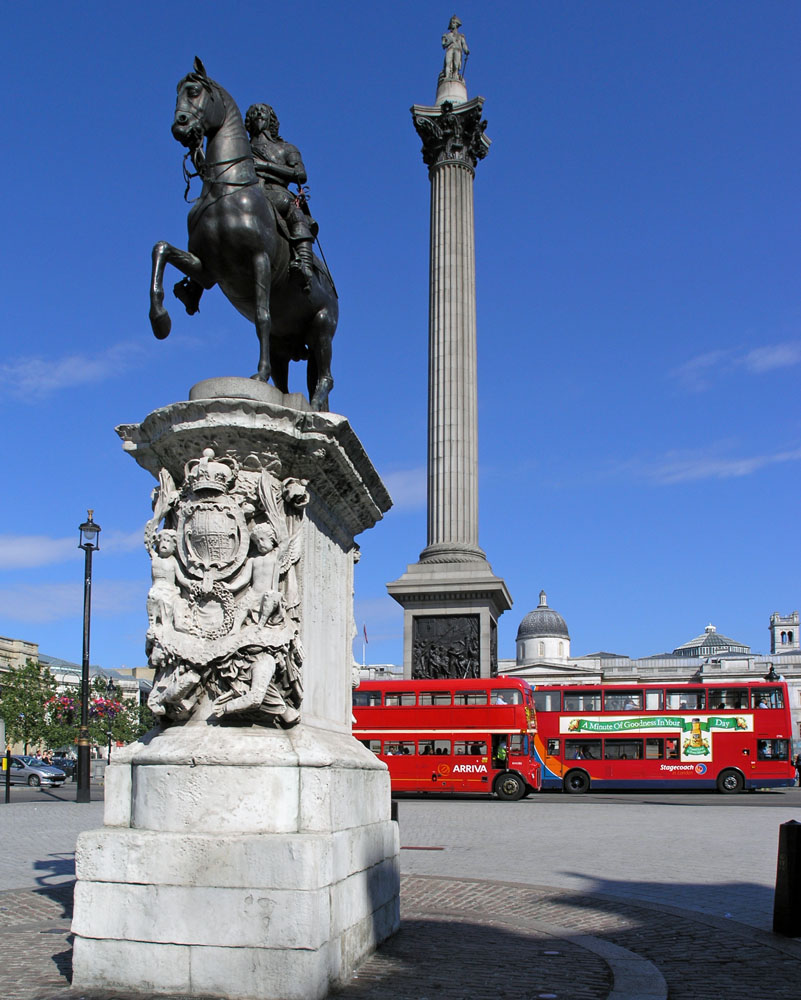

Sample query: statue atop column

[441,15,469,80]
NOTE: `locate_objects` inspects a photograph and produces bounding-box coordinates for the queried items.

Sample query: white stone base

[71,725,400,999]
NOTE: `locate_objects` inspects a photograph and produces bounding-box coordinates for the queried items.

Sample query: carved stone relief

[411,614,480,679]
[144,447,308,727]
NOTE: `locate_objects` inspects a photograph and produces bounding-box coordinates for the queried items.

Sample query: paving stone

[3,790,801,998]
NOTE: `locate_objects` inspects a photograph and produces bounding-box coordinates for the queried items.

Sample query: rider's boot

[289,239,314,293]
[173,277,204,315]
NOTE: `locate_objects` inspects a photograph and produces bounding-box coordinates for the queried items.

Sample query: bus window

[454,691,488,705]
[757,739,790,760]
[645,738,665,759]
[604,739,643,760]
[353,690,382,706]
[533,691,561,712]
[563,691,601,711]
[454,740,487,755]
[419,691,451,705]
[644,690,664,711]
[491,688,522,705]
[604,691,642,711]
[564,739,601,760]
[418,739,451,755]
[665,739,679,759]
[384,741,415,755]
[707,688,747,709]
[385,692,416,707]
[753,688,784,709]
[361,740,382,753]
[666,689,705,710]
[546,739,560,756]
[509,734,529,754]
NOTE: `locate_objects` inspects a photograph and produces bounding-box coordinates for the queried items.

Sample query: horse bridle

[182,150,257,203]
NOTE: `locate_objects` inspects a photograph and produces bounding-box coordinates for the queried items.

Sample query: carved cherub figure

[225,522,285,629]
[147,529,191,628]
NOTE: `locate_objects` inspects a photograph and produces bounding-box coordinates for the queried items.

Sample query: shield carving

[178,496,249,582]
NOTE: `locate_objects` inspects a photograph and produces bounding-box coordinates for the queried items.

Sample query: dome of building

[672,623,750,658]
[516,591,570,641]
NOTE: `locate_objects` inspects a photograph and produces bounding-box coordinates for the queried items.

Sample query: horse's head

[172,56,225,152]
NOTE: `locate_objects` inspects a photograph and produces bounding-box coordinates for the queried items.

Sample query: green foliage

[0,661,156,754]
[80,675,154,750]
[0,659,57,752]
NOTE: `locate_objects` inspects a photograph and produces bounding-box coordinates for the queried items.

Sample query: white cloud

[671,341,801,391]
[630,446,801,486]
[0,341,145,399]
[381,466,426,511]
[670,349,732,392]
[738,342,801,375]
[0,535,77,569]
[0,528,142,569]
[0,580,142,624]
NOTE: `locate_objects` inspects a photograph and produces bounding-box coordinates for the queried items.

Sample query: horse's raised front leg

[149,241,213,340]
[308,304,336,411]
[250,251,272,382]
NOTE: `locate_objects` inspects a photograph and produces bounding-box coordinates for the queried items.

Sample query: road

[2,783,800,999]
[393,785,801,931]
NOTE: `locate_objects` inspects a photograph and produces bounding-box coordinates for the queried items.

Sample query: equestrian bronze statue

[149,58,337,411]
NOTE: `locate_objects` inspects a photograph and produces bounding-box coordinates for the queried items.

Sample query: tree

[82,676,157,752]
[0,660,57,753]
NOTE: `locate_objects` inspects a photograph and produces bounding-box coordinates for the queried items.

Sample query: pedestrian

[794,754,801,787]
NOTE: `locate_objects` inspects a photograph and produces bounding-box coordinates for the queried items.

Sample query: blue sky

[0,2,798,672]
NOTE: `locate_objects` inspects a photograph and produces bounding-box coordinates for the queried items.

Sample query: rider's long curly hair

[244,103,283,142]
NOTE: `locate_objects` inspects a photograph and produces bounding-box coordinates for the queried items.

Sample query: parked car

[6,756,66,787]
[51,756,76,778]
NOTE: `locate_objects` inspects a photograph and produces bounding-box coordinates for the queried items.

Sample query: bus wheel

[495,773,526,801]
[716,769,745,794]
[563,770,590,794]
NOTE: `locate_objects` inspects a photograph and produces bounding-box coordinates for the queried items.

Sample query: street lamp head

[78,509,101,551]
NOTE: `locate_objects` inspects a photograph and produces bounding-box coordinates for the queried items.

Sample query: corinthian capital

[412,96,490,171]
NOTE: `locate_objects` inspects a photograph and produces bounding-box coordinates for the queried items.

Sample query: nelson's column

[388,18,512,678]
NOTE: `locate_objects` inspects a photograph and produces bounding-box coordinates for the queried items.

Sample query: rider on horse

[244,103,317,293]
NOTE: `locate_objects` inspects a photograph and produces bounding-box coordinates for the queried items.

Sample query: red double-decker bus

[530,680,795,793]
[353,677,541,801]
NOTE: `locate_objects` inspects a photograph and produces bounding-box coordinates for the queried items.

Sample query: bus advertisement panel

[353,678,541,801]
[531,681,795,794]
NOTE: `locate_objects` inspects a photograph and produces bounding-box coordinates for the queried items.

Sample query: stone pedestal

[71,380,399,999]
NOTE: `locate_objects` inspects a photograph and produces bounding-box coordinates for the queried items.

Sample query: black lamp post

[105,677,117,764]
[76,510,101,803]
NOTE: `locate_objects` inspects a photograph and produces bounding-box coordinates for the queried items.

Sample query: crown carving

[184,448,238,494]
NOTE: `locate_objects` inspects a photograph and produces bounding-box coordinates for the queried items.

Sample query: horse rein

[183,151,257,203]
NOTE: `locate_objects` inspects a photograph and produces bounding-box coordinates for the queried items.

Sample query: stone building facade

[498,595,801,753]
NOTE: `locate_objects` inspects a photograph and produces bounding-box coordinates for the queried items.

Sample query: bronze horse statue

[149,58,337,411]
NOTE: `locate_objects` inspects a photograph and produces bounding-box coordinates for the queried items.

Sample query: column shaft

[424,159,482,560]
